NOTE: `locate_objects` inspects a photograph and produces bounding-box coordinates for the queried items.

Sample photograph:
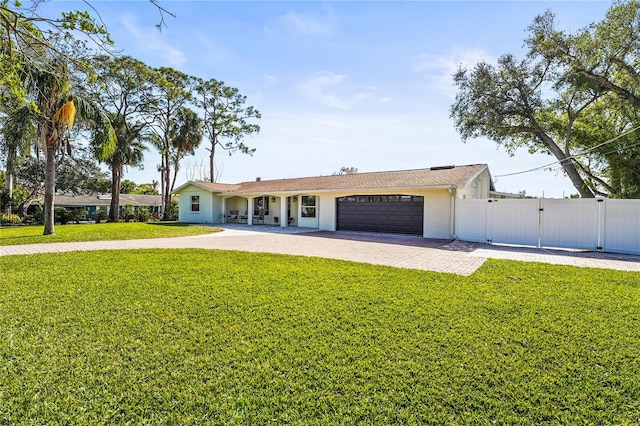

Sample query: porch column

[247,197,254,225]
[221,198,226,223]
[280,197,287,227]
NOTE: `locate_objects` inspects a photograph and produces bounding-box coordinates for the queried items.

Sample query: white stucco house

[172,163,497,239]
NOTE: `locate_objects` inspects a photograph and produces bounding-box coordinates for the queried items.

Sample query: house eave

[174,164,490,197]
[220,184,456,197]
[459,164,492,190]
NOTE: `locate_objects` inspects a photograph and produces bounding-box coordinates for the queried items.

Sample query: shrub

[1,212,22,225]
[23,213,39,225]
[137,207,151,223]
[69,208,87,224]
[54,207,71,224]
[123,204,136,222]
[94,210,107,223]
[168,201,179,221]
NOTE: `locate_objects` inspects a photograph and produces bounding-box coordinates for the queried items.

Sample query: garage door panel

[337,195,424,235]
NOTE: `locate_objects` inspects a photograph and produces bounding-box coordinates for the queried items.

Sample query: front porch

[222,195,298,227]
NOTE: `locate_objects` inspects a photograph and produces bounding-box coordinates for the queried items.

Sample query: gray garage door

[336,195,424,235]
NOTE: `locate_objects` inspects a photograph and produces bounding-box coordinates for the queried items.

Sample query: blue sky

[47,1,612,197]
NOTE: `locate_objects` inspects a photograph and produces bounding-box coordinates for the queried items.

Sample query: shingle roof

[189,182,242,192]
[51,194,162,207]
[185,164,489,194]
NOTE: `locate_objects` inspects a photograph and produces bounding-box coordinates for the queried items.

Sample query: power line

[597,139,640,159]
[494,125,640,178]
[575,124,640,157]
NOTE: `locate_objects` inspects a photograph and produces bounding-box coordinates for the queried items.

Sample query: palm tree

[104,114,146,222]
[148,67,196,220]
[168,107,203,196]
[149,106,202,221]
[85,56,156,221]
[22,58,115,234]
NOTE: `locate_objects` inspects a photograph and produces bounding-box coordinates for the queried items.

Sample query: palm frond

[2,104,38,158]
[73,95,116,160]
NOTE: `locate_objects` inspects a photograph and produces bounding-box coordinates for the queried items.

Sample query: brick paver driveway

[2,224,639,276]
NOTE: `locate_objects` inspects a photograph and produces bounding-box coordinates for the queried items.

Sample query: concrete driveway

[1,224,639,276]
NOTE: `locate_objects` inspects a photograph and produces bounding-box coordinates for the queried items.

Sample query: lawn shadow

[216,224,640,263]
[473,242,640,262]
[145,222,202,228]
[297,231,640,262]
[0,234,47,243]
[298,230,460,250]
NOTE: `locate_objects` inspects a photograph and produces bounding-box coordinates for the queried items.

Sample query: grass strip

[0,222,221,246]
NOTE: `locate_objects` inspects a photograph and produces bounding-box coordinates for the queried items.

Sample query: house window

[191,195,200,212]
[301,195,316,218]
[253,196,270,215]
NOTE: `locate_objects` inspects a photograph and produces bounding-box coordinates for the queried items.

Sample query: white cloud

[121,15,187,68]
[263,74,279,87]
[412,48,494,97]
[278,9,336,35]
[298,72,378,110]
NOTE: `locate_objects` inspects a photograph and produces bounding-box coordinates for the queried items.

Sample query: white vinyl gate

[455,198,640,255]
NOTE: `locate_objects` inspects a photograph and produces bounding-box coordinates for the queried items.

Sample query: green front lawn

[0,222,221,245]
[1,250,638,424]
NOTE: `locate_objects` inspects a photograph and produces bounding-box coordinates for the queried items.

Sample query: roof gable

[172,181,241,193]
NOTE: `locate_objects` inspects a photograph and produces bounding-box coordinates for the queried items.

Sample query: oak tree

[450,1,640,198]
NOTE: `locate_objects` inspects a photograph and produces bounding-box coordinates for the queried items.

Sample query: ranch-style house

[173,164,509,239]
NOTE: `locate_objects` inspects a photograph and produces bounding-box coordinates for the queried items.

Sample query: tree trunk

[162,174,171,220]
[209,141,217,183]
[162,152,172,221]
[43,143,56,235]
[538,131,595,198]
[170,160,179,195]
[5,155,14,199]
[209,145,214,183]
[555,156,594,198]
[108,165,122,222]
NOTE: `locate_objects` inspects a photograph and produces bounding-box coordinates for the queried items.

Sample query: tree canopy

[0,0,113,104]
[1,1,263,227]
[86,56,156,221]
[193,78,261,182]
[450,0,640,198]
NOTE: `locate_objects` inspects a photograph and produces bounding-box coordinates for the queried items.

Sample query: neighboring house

[173,164,497,239]
[45,194,163,219]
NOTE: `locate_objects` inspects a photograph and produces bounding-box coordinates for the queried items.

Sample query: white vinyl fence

[455,198,640,255]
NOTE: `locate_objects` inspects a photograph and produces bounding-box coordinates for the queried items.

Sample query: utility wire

[596,139,640,159]
[494,124,640,178]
